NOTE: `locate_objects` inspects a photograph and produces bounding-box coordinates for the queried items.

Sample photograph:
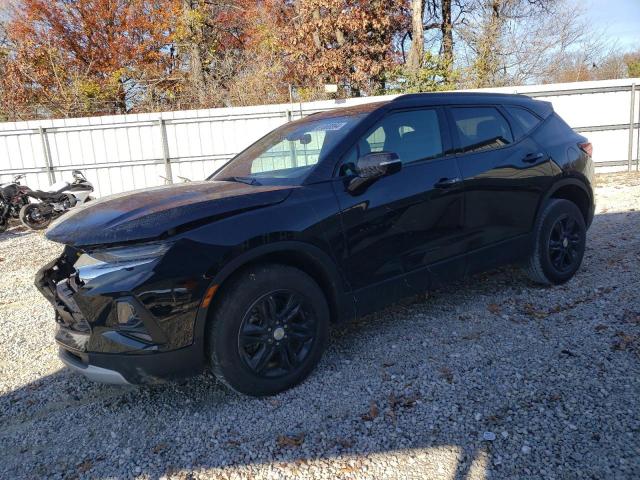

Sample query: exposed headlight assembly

[75,242,172,282]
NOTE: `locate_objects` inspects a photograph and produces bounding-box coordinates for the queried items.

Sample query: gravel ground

[1,173,639,479]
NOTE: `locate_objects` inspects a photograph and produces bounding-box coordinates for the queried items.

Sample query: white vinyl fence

[0,78,639,198]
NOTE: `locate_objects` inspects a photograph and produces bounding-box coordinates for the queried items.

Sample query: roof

[292,91,551,125]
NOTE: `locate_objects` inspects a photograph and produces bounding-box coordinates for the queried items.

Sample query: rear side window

[505,106,541,136]
[450,107,513,153]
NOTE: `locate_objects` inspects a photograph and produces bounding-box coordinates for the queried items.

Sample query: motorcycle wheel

[0,216,7,233]
[19,204,51,230]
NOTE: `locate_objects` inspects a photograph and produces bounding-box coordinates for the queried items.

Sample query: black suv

[36,93,595,396]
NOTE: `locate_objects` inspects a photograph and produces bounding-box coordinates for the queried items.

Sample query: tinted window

[353,109,444,164]
[505,106,541,135]
[451,107,513,153]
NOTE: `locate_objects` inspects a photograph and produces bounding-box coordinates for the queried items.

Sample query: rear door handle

[434,177,462,189]
[523,152,545,163]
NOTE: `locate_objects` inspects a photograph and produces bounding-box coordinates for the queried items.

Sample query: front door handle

[523,152,545,163]
[434,177,462,189]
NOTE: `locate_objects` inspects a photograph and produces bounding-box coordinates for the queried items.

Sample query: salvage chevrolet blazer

[36,93,595,396]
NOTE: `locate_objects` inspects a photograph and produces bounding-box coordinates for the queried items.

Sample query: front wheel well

[209,250,343,324]
[550,184,591,225]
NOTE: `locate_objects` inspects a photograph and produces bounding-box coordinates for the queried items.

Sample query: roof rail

[392,91,530,101]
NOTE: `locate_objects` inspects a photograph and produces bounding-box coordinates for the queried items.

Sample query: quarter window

[505,106,542,136]
[450,107,513,153]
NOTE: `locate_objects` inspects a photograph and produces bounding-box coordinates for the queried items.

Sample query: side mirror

[348,152,401,194]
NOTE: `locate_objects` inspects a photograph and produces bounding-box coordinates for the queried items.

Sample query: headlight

[75,242,172,282]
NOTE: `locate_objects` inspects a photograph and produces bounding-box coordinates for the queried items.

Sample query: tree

[174,0,252,108]
[407,0,426,71]
[276,0,408,97]
[3,0,178,118]
[453,0,616,87]
[624,51,640,78]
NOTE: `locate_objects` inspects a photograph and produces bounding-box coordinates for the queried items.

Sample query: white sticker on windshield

[310,121,348,132]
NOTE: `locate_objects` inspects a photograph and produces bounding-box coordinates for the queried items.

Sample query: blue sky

[586,0,640,49]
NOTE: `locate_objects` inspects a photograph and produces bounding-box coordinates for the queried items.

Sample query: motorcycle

[0,174,31,233]
[20,170,94,230]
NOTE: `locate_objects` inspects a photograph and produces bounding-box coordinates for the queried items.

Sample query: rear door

[447,105,553,270]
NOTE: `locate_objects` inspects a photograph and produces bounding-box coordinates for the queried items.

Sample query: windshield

[210,114,365,185]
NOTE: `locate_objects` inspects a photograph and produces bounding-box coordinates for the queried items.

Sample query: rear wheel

[19,203,51,230]
[207,264,329,397]
[525,199,586,285]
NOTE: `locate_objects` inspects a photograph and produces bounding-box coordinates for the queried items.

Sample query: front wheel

[525,199,586,285]
[19,203,52,230]
[207,264,330,397]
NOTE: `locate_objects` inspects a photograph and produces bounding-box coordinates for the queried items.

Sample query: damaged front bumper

[58,348,129,385]
[35,245,208,384]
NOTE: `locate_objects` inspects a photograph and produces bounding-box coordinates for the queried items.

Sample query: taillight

[579,142,593,157]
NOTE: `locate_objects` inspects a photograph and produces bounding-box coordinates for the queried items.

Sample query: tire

[0,216,7,233]
[19,203,51,230]
[525,199,586,285]
[207,264,330,397]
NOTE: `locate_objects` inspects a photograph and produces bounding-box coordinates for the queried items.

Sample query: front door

[332,108,466,315]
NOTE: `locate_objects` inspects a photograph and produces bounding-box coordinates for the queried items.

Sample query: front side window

[451,107,513,153]
[211,114,365,185]
[346,109,444,167]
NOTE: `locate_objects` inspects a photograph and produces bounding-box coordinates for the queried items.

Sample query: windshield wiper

[220,176,261,186]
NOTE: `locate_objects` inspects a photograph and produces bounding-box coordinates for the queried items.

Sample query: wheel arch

[541,176,594,228]
[195,241,355,344]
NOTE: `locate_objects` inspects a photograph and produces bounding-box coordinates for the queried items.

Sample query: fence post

[636,89,640,171]
[159,119,173,184]
[629,83,636,172]
[38,127,56,184]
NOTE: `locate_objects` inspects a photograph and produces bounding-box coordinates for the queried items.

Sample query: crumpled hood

[46,181,294,246]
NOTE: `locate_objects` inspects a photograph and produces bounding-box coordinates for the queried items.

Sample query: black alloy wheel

[238,291,317,378]
[548,215,582,273]
[525,199,586,285]
[207,264,329,396]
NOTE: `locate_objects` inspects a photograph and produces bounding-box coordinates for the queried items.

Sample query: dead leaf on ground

[487,303,501,314]
[361,401,379,421]
[521,302,546,318]
[76,460,93,474]
[439,366,454,383]
[612,331,638,352]
[277,433,305,448]
[152,443,168,453]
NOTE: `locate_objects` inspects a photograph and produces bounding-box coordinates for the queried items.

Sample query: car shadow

[1,210,639,479]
